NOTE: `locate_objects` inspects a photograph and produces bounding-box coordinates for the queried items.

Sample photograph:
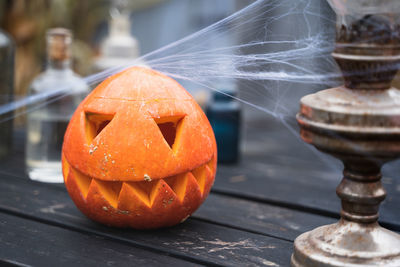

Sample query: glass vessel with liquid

[93,0,145,72]
[26,28,89,183]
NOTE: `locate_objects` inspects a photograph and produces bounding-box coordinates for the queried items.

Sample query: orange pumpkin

[62,66,217,229]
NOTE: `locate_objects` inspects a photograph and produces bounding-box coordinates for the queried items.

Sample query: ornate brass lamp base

[292,85,400,266]
[290,0,400,265]
[292,221,400,267]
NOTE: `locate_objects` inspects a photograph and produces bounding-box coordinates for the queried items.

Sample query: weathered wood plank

[196,194,336,241]
[213,116,400,231]
[2,130,337,243]
[7,119,399,233]
[0,212,200,267]
[0,161,337,242]
[0,174,292,267]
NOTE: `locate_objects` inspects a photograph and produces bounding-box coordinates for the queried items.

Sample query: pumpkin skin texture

[62,66,217,229]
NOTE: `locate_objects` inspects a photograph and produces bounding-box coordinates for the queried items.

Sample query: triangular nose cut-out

[154,115,184,149]
[85,112,115,143]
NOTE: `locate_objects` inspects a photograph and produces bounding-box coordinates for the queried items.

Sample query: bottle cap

[46,28,72,61]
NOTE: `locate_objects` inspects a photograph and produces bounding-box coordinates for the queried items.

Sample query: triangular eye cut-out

[85,112,115,143]
[154,115,184,149]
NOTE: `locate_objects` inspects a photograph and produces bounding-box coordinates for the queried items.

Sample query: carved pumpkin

[62,67,217,229]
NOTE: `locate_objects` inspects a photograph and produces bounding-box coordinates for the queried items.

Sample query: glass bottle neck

[45,28,72,72]
[47,58,71,72]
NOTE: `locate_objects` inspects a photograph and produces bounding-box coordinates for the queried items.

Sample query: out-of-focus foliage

[1,0,109,87]
[0,0,164,126]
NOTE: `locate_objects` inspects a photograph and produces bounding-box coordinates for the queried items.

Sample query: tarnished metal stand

[291,0,400,266]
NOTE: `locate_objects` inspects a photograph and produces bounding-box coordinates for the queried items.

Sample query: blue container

[206,89,241,164]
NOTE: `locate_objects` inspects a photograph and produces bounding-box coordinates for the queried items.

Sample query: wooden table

[1,117,399,266]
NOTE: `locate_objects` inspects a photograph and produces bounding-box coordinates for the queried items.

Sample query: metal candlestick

[291,0,400,266]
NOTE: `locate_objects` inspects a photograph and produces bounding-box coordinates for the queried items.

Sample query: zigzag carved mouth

[62,156,215,210]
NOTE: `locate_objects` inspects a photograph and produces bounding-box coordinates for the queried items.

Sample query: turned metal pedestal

[292,86,400,266]
[291,1,400,265]
[292,87,400,266]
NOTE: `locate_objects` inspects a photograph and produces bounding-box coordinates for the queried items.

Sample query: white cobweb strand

[146,36,336,84]
[0,0,339,120]
[0,0,347,175]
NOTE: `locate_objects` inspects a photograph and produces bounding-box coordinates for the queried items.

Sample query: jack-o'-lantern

[62,66,217,229]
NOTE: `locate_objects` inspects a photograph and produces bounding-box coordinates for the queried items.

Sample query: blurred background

[1,0,270,183]
[0,0,339,176]
[0,0,251,125]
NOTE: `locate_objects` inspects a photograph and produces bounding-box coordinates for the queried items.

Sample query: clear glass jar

[26,28,89,183]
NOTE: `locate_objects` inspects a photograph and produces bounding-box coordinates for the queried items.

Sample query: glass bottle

[26,28,89,183]
[93,0,144,72]
[0,29,15,159]
[206,87,241,164]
